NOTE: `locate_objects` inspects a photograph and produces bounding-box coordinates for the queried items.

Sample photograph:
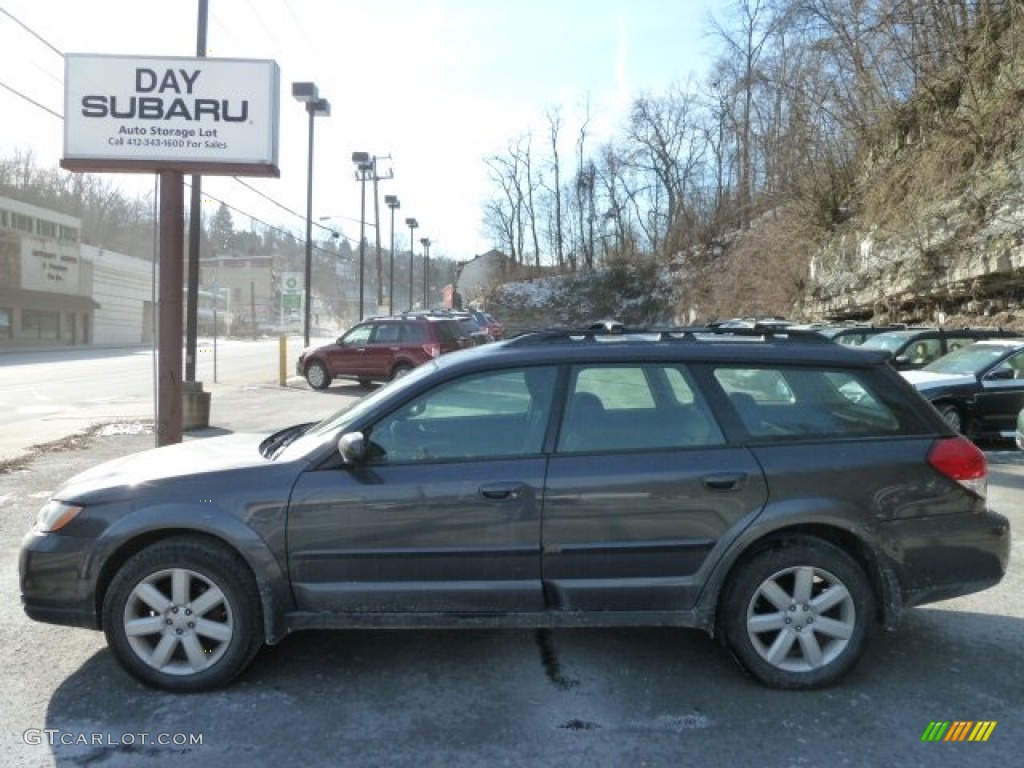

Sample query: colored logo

[921,721,996,742]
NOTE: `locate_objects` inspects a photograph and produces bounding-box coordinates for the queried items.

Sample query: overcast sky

[1,0,720,261]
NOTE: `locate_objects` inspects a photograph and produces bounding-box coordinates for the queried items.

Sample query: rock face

[801,153,1024,323]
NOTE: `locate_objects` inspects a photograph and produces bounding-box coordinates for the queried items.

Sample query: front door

[287,366,558,613]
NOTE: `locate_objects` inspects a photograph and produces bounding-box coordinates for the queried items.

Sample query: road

[0,337,330,462]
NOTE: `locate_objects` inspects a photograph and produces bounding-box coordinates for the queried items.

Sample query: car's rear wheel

[305,360,330,390]
[720,538,873,689]
[936,402,963,433]
[102,536,263,692]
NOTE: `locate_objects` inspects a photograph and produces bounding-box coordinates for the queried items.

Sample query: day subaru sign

[62,53,280,177]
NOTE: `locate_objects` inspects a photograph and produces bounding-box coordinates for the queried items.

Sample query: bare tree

[545,108,566,269]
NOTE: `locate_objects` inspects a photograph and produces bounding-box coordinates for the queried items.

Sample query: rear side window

[558,364,725,452]
[713,366,923,439]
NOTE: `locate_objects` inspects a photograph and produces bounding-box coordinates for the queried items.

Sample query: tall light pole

[385,195,400,315]
[405,217,418,310]
[352,152,373,321]
[293,82,330,348]
[420,237,432,308]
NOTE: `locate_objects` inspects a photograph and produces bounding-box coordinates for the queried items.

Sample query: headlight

[36,500,84,532]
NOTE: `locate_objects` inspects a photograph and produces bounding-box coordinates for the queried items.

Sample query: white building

[80,244,154,345]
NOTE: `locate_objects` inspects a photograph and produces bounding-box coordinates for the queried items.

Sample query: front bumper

[19,528,101,630]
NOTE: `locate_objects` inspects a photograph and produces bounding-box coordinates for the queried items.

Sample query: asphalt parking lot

[0,385,1020,767]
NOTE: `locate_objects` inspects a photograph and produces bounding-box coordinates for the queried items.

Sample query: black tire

[390,363,413,381]
[305,360,330,390]
[358,379,374,389]
[936,402,963,433]
[719,537,874,690]
[102,536,264,692]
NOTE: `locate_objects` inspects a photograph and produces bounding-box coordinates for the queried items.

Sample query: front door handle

[479,482,523,500]
[702,472,747,491]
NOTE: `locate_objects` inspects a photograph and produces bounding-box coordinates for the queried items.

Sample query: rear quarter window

[713,365,928,439]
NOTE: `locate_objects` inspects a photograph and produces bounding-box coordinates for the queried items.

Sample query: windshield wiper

[260,422,314,459]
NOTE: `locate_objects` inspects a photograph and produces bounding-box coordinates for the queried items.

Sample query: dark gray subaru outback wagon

[20,327,1010,692]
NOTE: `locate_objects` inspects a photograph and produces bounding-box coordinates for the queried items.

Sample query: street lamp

[420,237,432,308]
[292,81,330,348]
[352,152,374,320]
[405,217,418,310]
[385,195,400,315]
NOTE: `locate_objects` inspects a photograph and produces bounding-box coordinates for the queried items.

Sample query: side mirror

[337,431,367,463]
[985,368,1015,381]
[893,354,909,365]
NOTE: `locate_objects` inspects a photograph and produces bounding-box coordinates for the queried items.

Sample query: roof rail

[505,324,834,346]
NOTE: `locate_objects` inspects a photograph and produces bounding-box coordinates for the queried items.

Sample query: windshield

[859,333,913,353]
[923,345,1012,376]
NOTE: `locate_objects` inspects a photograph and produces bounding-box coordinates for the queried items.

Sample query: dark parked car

[902,338,1024,438]
[296,314,469,389]
[807,324,907,346]
[21,326,1009,692]
[859,327,1019,369]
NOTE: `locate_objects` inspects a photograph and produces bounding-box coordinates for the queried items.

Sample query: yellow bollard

[279,334,287,387]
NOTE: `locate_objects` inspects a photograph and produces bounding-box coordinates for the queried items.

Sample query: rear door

[542,362,768,612]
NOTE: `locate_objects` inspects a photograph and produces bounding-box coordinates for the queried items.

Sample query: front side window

[986,349,1024,380]
[368,367,557,462]
[342,325,373,345]
[557,363,724,453]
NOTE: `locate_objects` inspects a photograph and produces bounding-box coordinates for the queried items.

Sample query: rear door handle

[702,472,747,491]
[479,482,523,500]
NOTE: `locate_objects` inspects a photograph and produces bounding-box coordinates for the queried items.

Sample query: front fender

[87,502,294,645]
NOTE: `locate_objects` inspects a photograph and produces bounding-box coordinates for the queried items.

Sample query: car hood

[901,370,976,390]
[54,432,274,501]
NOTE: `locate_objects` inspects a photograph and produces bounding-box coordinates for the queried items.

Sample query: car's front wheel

[305,360,330,390]
[720,538,874,689]
[102,536,264,692]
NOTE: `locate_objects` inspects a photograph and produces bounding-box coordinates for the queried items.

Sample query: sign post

[61,54,280,446]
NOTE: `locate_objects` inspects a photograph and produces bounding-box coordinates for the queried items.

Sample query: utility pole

[185,0,208,383]
[370,156,393,312]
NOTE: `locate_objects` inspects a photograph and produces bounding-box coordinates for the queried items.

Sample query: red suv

[297,315,469,389]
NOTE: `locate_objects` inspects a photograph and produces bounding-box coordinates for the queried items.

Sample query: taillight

[927,436,987,497]
[423,343,441,358]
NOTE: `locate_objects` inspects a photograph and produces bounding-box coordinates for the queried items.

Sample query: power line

[1,3,363,253]
[187,182,346,261]
[230,176,349,241]
[0,79,62,119]
[0,6,64,57]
